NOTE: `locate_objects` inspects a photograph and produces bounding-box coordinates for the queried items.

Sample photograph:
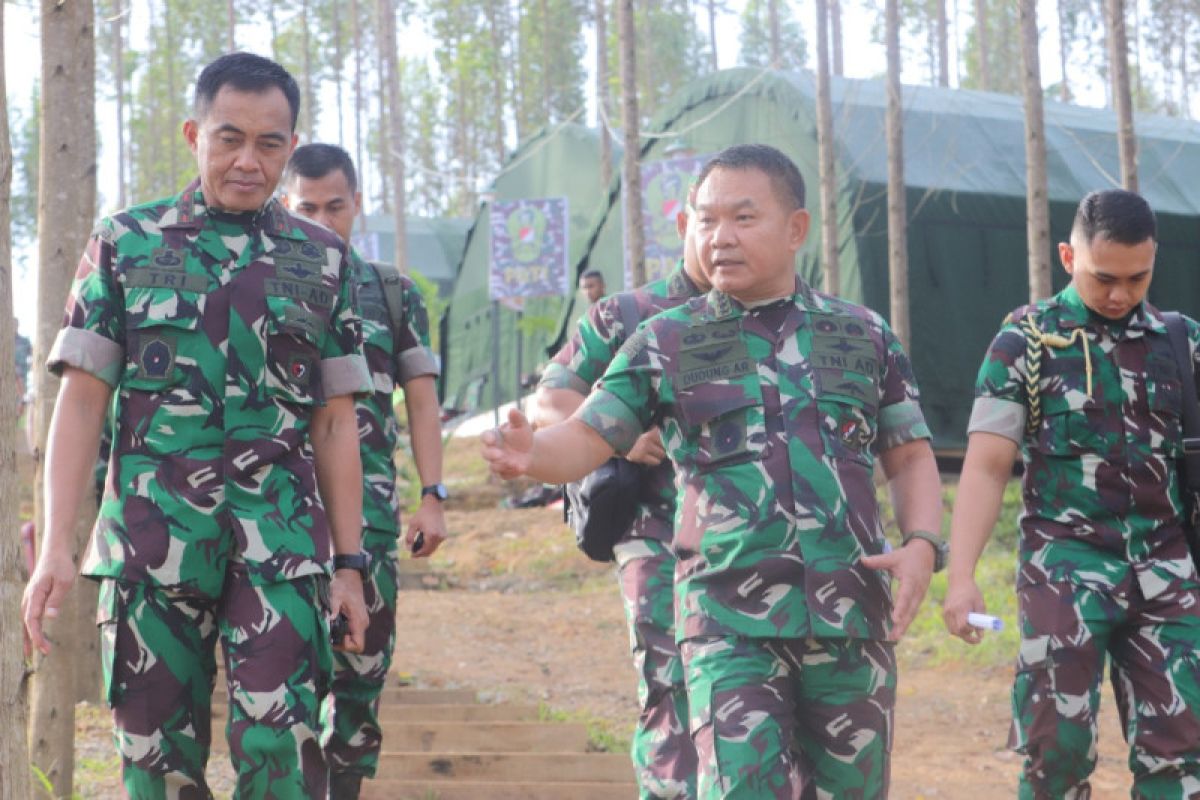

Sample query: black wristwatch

[333,552,370,579]
[902,530,948,572]
[421,483,449,502]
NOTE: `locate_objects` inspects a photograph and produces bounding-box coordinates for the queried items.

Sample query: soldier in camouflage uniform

[22,53,372,800]
[282,143,447,799]
[944,189,1200,799]
[484,144,944,799]
[534,196,705,798]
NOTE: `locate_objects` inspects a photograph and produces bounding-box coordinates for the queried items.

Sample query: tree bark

[301,0,315,142]
[0,1,34,796]
[937,0,950,86]
[376,0,390,214]
[485,1,508,164]
[617,0,645,287]
[113,0,126,208]
[975,0,991,90]
[227,0,235,50]
[596,0,613,190]
[31,2,97,795]
[379,0,407,271]
[334,10,344,146]
[1020,0,1052,301]
[816,0,840,296]
[351,0,365,229]
[885,0,910,349]
[831,0,844,76]
[1057,0,1071,101]
[1106,0,1137,189]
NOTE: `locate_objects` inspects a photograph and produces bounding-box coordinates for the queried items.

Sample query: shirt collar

[159,178,295,238]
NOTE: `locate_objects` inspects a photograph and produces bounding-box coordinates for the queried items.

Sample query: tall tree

[515,0,586,139]
[706,0,720,70]
[227,0,236,48]
[885,0,910,348]
[1107,0,1138,189]
[740,0,807,71]
[831,0,844,75]
[617,1,705,123]
[0,1,34,796]
[379,0,407,271]
[596,0,613,190]
[617,0,645,287]
[351,0,366,223]
[962,0,1021,93]
[936,0,949,85]
[1020,0,1052,301]
[973,0,991,90]
[31,2,97,797]
[483,0,511,163]
[816,0,840,296]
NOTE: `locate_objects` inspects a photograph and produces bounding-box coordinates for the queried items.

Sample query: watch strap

[333,552,370,578]
[902,530,947,572]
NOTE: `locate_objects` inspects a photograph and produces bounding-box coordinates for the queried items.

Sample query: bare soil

[63,456,1135,799]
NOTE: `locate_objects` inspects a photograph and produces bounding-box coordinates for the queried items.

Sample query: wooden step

[211,687,476,709]
[377,704,541,723]
[379,721,589,753]
[362,780,639,800]
[373,752,633,783]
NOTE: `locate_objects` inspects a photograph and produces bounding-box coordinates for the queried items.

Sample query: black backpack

[564,292,646,562]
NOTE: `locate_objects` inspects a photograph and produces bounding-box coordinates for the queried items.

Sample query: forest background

[5,0,1193,341]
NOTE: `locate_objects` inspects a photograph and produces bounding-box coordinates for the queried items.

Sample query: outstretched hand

[860,539,935,641]
[480,407,535,480]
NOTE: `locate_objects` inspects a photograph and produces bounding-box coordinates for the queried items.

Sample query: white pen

[967,612,1004,631]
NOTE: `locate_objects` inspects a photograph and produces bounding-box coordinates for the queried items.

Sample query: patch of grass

[538,704,633,755]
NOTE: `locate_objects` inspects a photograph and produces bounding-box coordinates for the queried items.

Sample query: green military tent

[551,67,1200,453]
[351,213,470,296]
[440,122,621,415]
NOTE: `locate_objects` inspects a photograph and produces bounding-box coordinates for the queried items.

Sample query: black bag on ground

[562,291,645,562]
[1161,312,1200,569]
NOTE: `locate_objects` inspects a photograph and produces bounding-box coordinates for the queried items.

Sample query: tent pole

[491,300,501,427]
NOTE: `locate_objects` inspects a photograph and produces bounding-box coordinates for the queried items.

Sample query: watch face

[425,484,448,501]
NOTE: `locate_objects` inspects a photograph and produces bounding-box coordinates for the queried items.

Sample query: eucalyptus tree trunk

[227,0,235,49]
[31,1,98,795]
[885,0,910,348]
[975,0,991,90]
[1106,0,1138,190]
[113,0,127,208]
[301,0,315,142]
[596,0,613,190]
[706,0,719,70]
[768,0,782,68]
[1057,0,1071,101]
[0,1,34,796]
[937,0,950,86]
[1020,0,1052,301]
[352,0,366,228]
[379,0,407,271]
[831,0,844,76]
[617,0,645,287]
[816,0,839,296]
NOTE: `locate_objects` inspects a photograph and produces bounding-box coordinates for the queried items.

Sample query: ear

[354,191,364,217]
[1058,241,1075,276]
[183,119,200,155]
[788,209,812,252]
[676,210,688,240]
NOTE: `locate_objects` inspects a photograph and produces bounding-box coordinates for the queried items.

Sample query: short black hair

[194,52,301,131]
[1071,189,1157,246]
[284,143,359,194]
[695,144,806,211]
[580,270,605,282]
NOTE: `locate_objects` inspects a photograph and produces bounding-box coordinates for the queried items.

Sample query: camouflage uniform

[48,179,371,799]
[576,279,930,799]
[540,262,702,798]
[970,284,1200,799]
[324,251,439,779]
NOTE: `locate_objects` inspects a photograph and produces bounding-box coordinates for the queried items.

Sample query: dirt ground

[66,489,1135,799]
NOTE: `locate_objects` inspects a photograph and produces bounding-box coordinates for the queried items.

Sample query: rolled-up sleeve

[47,229,126,387]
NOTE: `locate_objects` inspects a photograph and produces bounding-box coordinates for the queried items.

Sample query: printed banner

[626,153,710,288]
[489,197,570,300]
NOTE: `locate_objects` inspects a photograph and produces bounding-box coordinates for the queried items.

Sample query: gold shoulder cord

[1019,315,1094,437]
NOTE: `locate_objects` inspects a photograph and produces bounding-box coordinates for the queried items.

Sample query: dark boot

[328,771,363,800]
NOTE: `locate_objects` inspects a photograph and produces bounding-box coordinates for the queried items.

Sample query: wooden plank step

[373,752,633,783]
[379,721,590,753]
[377,704,541,723]
[211,687,476,708]
[362,780,639,800]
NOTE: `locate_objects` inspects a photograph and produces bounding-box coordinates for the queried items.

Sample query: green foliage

[514,0,589,140]
[515,312,559,339]
[739,0,808,71]
[409,269,448,350]
[538,704,633,753]
[959,0,1022,94]
[11,84,39,249]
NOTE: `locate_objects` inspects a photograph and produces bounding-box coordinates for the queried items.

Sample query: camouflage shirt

[968,284,1200,600]
[351,250,439,535]
[540,262,703,545]
[48,179,371,597]
[577,279,931,641]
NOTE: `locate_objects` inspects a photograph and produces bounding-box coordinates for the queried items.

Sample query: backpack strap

[1163,313,1200,490]
[369,260,407,356]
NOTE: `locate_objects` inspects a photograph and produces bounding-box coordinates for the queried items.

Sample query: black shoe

[329,771,363,800]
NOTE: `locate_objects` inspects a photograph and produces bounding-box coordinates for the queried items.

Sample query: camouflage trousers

[97,566,332,800]
[1011,581,1200,800]
[680,635,896,800]
[615,539,698,799]
[323,530,400,778]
